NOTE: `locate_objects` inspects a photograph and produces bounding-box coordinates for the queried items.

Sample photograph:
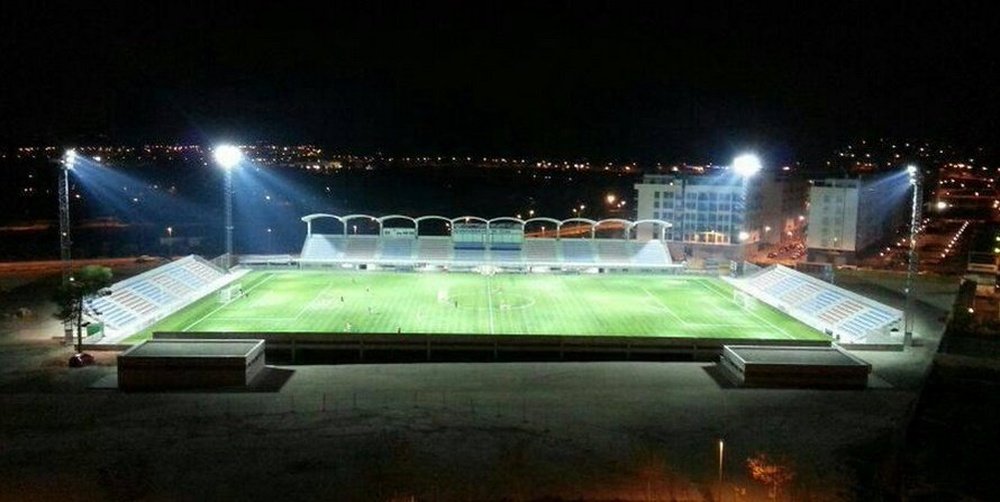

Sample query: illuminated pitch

[128,270,827,342]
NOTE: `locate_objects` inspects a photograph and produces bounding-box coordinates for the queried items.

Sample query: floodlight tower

[213,144,243,270]
[59,149,77,283]
[733,153,762,276]
[904,164,922,346]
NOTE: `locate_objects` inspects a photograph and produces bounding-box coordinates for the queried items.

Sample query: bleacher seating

[86,255,228,331]
[343,237,378,261]
[300,234,346,261]
[297,233,682,269]
[454,248,487,261]
[631,241,671,265]
[491,248,523,263]
[238,254,294,265]
[523,240,558,262]
[378,238,415,261]
[596,240,631,263]
[560,240,597,263]
[737,265,902,342]
[416,237,453,261]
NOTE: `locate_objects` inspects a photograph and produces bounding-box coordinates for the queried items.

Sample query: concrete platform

[118,339,265,391]
[719,344,872,388]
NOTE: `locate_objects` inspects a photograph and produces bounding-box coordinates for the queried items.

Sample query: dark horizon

[2,1,998,161]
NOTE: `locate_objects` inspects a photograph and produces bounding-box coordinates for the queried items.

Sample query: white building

[806,177,909,263]
[634,171,807,261]
[634,173,751,260]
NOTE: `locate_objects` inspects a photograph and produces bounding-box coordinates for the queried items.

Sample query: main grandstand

[86,214,903,357]
[297,213,676,268]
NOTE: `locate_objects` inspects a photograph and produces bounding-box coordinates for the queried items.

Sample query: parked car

[68,353,95,368]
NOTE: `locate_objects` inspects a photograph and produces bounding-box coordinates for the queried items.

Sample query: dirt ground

[0,265,950,501]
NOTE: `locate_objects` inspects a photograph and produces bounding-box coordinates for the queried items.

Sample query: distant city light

[936,201,947,210]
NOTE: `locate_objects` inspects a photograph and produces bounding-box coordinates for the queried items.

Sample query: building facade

[806,176,909,263]
[634,172,756,260]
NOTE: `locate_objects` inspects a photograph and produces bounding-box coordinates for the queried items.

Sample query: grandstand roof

[300,213,672,232]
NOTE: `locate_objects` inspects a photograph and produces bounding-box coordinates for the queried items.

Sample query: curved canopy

[378,214,418,226]
[301,213,674,237]
[631,219,673,229]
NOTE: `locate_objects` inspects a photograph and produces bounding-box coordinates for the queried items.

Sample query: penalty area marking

[641,287,688,326]
[182,273,277,332]
[641,286,755,329]
[693,279,792,339]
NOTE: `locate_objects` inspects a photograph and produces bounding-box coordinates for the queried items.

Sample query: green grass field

[127,270,827,343]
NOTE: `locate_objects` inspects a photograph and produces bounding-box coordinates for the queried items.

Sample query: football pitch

[128,270,827,343]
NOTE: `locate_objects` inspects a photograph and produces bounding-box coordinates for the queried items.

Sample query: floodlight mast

[213,145,242,271]
[59,149,76,284]
[904,165,921,346]
[733,153,761,277]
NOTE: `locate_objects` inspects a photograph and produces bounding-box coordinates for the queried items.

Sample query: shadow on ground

[248,366,295,392]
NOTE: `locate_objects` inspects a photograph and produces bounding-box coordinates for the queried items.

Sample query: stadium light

[213,144,243,170]
[732,153,761,276]
[733,153,762,178]
[58,149,78,285]
[64,148,78,169]
[903,164,922,346]
[213,144,243,270]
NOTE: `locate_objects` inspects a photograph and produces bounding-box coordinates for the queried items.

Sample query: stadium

[86,212,903,363]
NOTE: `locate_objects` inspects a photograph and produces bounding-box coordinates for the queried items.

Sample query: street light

[213,144,243,270]
[718,438,725,501]
[166,226,173,258]
[733,153,762,276]
[266,227,273,253]
[904,164,921,346]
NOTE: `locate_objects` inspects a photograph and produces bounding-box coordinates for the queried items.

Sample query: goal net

[733,290,757,310]
[218,283,244,303]
[477,265,499,276]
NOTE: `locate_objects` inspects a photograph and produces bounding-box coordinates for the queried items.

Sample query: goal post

[733,290,757,309]
[218,283,243,303]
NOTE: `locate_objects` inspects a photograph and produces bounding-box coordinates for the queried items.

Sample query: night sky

[2,1,997,160]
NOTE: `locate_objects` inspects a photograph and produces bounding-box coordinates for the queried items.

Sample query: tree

[747,452,795,499]
[53,265,113,353]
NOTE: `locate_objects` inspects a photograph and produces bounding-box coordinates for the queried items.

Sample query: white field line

[227,280,340,323]
[485,275,496,334]
[641,287,689,326]
[182,273,277,332]
[694,279,792,339]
